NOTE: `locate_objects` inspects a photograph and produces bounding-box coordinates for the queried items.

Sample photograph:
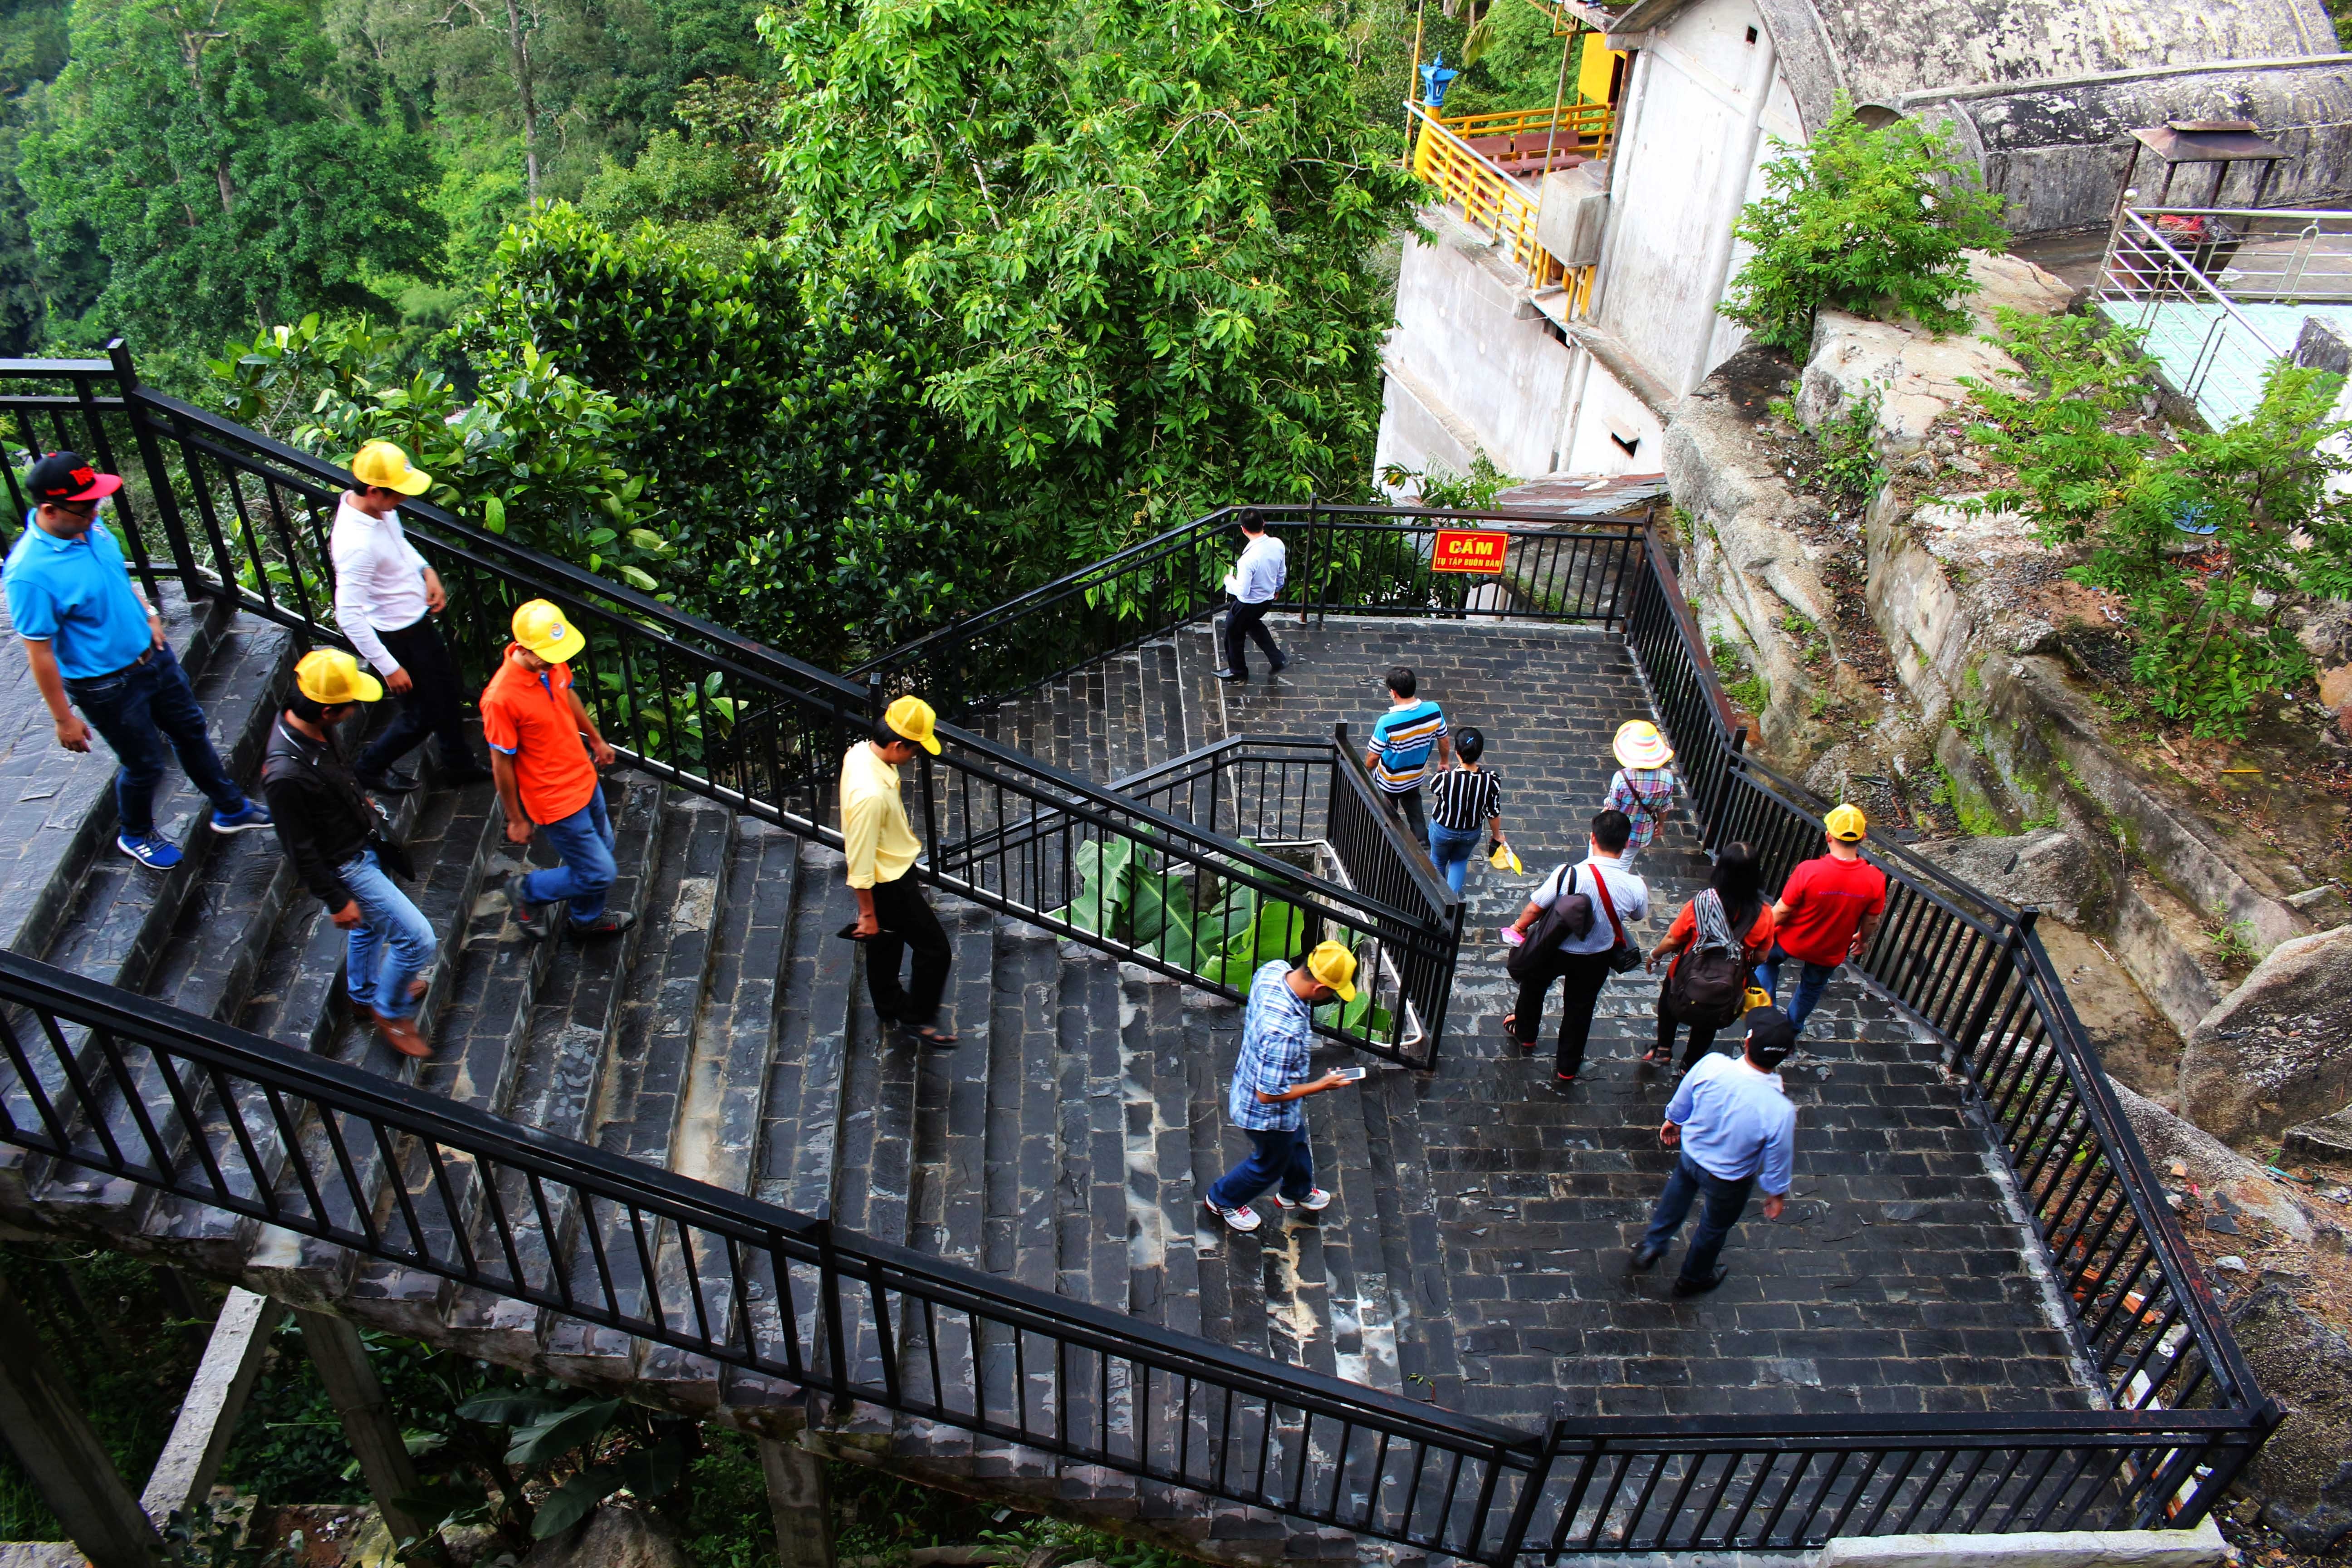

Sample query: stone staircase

[0,598,2095,1561]
[0,605,1419,1559]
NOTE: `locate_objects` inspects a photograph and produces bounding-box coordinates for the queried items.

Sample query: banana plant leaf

[1049,837,1137,935]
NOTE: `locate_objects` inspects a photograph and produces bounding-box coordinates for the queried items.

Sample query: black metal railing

[852,501,1646,715]
[0,352,1455,1066]
[937,731,1465,1064]
[0,951,1544,1563]
[0,348,2274,1554]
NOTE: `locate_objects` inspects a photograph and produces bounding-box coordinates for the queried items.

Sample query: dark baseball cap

[1743,1007,1798,1068]
[26,451,123,505]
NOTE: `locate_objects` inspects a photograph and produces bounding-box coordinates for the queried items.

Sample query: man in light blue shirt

[1632,1007,1797,1295]
[1214,509,1288,682]
[4,451,269,870]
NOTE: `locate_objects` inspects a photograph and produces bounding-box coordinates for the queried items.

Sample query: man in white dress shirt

[331,441,491,794]
[1213,509,1288,683]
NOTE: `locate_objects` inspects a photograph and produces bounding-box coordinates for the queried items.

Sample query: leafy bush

[1966,314,2352,737]
[1721,94,2007,355]
[462,208,1001,661]
[1379,452,1519,510]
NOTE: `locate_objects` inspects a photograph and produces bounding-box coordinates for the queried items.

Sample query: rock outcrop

[521,1505,693,1568]
[2231,1284,2352,1553]
[1911,828,2095,926]
[2109,1076,2313,1241]
[2180,925,2352,1146]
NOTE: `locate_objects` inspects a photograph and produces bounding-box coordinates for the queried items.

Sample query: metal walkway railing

[0,348,2276,1558]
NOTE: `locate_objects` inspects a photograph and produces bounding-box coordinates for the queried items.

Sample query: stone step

[0,586,233,963]
[436,776,668,1361]
[143,777,499,1274]
[0,617,294,1213]
[241,777,523,1304]
[53,714,453,1239]
[537,796,735,1389]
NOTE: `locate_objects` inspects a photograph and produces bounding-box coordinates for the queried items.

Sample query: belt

[64,647,155,688]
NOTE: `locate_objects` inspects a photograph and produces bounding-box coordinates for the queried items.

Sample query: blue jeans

[1754,944,1838,1032]
[1426,822,1483,897]
[1209,1126,1314,1211]
[521,787,616,924]
[1643,1152,1755,1286]
[62,642,247,837]
[341,846,436,1020]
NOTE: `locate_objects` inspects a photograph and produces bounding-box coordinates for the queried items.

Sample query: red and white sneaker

[1205,1200,1262,1233]
[1273,1188,1333,1212]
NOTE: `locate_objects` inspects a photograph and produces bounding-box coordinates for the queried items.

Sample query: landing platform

[1191,616,2097,1423]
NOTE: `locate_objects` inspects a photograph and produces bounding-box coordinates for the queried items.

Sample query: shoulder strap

[1590,864,1630,949]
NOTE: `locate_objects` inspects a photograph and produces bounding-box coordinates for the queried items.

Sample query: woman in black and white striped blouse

[1425,727,1508,897]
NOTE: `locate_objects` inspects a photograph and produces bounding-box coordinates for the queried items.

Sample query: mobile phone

[1332,1066,1367,1083]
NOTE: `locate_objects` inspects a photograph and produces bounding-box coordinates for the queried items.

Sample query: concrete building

[1377,0,2352,493]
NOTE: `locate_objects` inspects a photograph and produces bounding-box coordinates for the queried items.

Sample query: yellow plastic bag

[1488,841,1523,875]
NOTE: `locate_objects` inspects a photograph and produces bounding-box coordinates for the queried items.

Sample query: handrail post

[814,1203,852,1418]
[1702,725,1744,852]
[1490,1405,1565,1566]
[108,340,204,601]
[1303,495,1318,627]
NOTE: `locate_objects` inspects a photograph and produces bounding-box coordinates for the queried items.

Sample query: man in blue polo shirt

[5,451,270,870]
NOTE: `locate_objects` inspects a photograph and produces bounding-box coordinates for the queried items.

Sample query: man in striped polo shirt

[1362,665,1451,842]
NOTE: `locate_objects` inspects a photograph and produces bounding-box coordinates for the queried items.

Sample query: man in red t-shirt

[1755,804,1887,1034]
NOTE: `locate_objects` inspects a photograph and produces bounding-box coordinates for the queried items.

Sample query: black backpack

[1667,889,1747,1027]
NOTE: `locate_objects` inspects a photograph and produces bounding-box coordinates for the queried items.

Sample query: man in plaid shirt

[1204,943,1363,1233]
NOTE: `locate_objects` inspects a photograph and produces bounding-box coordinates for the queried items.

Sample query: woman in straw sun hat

[1602,719,1676,871]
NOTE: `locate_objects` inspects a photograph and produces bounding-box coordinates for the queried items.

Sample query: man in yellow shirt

[842,695,956,1047]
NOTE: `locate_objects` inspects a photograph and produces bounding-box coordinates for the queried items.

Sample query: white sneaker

[1205,1200,1261,1233]
[1274,1188,1333,1212]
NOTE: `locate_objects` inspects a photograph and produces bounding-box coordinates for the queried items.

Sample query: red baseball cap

[27,451,123,504]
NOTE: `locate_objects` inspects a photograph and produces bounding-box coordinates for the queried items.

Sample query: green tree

[578,74,786,257]
[19,0,445,363]
[0,0,69,353]
[461,206,999,658]
[768,0,1420,556]
[1720,93,2007,356]
[1968,316,2352,737]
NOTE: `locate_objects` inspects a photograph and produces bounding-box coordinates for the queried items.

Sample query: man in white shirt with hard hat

[330,440,492,795]
[842,696,957,1048]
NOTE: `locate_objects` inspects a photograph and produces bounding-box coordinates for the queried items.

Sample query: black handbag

[363,794,416,881]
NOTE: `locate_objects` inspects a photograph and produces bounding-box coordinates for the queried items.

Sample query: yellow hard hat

[1824,803,1869,843]
[512,599,588,663]
[1305,940,1358,1002]
[349,440,431,496]
[294,647,384,706]
[885,695,942,755]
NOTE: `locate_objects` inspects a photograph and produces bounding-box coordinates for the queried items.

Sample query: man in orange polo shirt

[481,599,636,940]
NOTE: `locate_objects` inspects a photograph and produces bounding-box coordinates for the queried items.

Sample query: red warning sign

[1431,528,1507,574]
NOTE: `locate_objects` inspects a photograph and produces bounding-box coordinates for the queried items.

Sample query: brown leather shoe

[373,1010,432,1058]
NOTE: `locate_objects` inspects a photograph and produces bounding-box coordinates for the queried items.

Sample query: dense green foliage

[3,0,1426,664]
[1965,310,2352,736]
[20,0,446,368]
[460,209,996,654]
[769,0,1420,554]
[1722,94,2008,355]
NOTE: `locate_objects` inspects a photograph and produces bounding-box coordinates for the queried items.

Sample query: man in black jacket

[264,649,436,1058]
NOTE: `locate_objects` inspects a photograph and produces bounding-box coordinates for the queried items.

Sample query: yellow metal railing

[1421,99,1615,161]
[1405,100,1614,292]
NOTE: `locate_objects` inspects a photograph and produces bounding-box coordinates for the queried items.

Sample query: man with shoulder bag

[1499,809,1647,1084]
[262,649,436,1059]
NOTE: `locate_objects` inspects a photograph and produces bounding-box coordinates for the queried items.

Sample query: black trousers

[1512,948,1615,1077]
[1382,784,1427,843]
[358,616,478,779]
[1653,978,1726,1072]
[1221,597,1283,675]
[867,872,952,1026]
